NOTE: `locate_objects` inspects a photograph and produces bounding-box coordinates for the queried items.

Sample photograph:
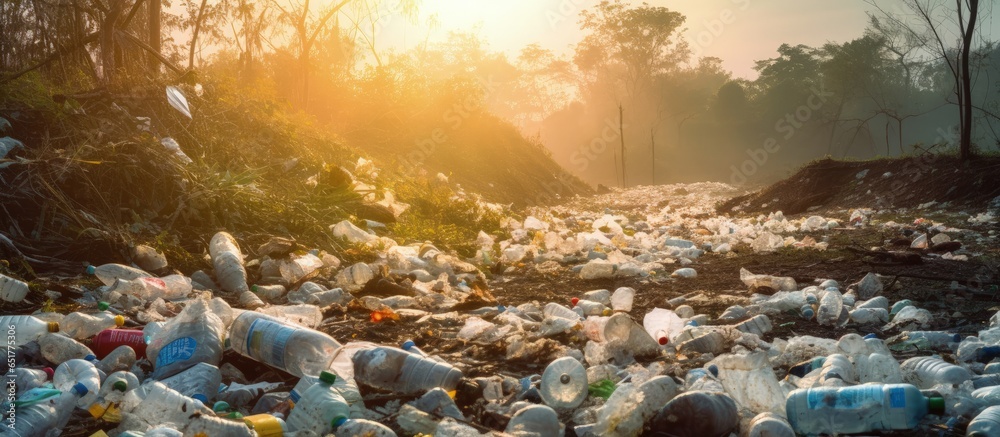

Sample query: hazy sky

[378,0,998,79]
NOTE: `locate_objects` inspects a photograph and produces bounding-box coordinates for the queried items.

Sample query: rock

[931,241,962,253]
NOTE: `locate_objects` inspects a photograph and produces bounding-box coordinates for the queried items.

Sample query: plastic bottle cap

[192,394,209,404]
[244,414,284,435]
[571,298,580,306]
[112,315,125,326]
[928,397,946,415]
[319,371,337,385]
[952,334,962,342]
[42,367,54,379]
[86,265,96,275]
[98,301,110,311]
[47,322,59,333]
[85,354,97,362]
[72,383,89,396]
[707,365,719,377]
[332,416,348,428]
[497,305,506,312]
[864,333,878,339]
[601,308,613,316]
[402,340,416,350]
[113,381,127,392]
[213,401,231,412]
[658,337,668,346]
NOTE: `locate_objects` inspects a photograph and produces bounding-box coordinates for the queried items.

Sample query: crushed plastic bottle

[145,299,225,379]
[345,344,463,395]
[52,358,101,408]
[229,311,341,377]
[4,384,89,436]
[900,356,972,388]
[8,367,53,397]
[87,263,152,286]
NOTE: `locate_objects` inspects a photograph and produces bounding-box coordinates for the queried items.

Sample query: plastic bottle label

[158,337,197,366]
[806,385,883,409]
[245,318,295,368]
[889,387,906,408]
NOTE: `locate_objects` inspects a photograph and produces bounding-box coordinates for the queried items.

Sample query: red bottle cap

[571,297,580,306]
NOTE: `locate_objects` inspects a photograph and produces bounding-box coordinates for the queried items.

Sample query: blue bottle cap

[707,365,719,377]
[402,340,416,350]
[86,265,96,275]
[863,333,878,339]
[192,394,208,404]
[686,320,699,327]
[213,400,230,412]
[84,354,97,361]
[952,333,962,342]
[498,304,507,312]
[72,383,89,396]
[332,416,348,428]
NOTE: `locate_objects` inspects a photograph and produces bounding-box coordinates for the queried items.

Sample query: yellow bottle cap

[113,315,125,326]
[48,322,59,333]
[244,414,285,437]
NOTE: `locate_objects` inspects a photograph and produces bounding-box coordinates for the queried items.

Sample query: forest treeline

[0,0,994,187]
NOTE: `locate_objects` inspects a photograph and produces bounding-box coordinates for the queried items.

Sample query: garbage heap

[2,185,999,437]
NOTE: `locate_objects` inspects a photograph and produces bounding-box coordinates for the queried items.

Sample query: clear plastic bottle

[0,273,29,303]
[86,263,152,286]
[286,371,349,435]
[890,299,913,319]
[145,299,225,379]
[816,288,843,326]
[891,331,962,352]
[785,384,944,435]
[539,357,588,410]
[679,331,727,355]
[0,315,59,347]
[819,353,856,386]
[38,332,94,363]
[96,345,136,375]
[229,311,342,378]
[119,381,214,430]
[5,384,89,437]
[60,308,125,340]
[643,308,684,346]
[594,375,678,436]
[734,314,772,337]
[209,231,249,293]
[505,404,561,436]
[684,368,724,393]
[9,367,53,397]
[968,405,1000,436]
[572,298,611,316]
[610,287,635,312]
[289,372,363,406]
[745,412,795,437]
[901,356,972,388]
[349,345,463,395]
[88,370,140,419]
[52,358,101,408]
[158,362,221,402]
[646,391,739,437]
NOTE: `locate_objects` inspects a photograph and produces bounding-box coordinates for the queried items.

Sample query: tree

[868,0,982,160]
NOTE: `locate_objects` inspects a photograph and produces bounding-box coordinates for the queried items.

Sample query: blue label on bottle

[889,387,906,408]
[806,385,884,410]
[157,337,197,366]
[245,318,295,369]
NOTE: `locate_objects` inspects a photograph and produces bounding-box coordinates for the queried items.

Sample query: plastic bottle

[86,263,152,286]
[594,376,678,436]
[0,315,59,347]
[286,371,349,435]
[96,345,136,375]
[788,356,826,378]
[786,384,944,435]
[243,414,288,437]
[745,412,795,437]
[891,331,962,352]
[289,372,363,406]
[818,353,856,386]
[229,311,342,378]
[572,298,611,316]
[890,299,913,319]
[0,273,29,303]
[505,404,561,437]
[582,289,611,306]
[5,384,89,436]
[209,231,249,293]
[92,328,147,359]
[38,332,94,363]
[850,307,889,324]
[646,391,739,437]
[684,368,724,393]
[901,356,972,388]
[816,288,843,326]
[88,370,141,419]
[158,362,221,402]
[349,345,463,395]
[643,308,684,345]
[119,382,214,430]
[679,331,727,355]
[145,299,225,379]
[60,308,125,340]
[734,314,773,337]
[538,357,588,410]
[800,304,815,320]
[610,287,635,312]
[9,367,53,397]
[52,358,101,408]
[968,405,1000,436]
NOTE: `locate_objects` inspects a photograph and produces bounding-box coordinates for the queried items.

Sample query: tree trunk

[959,0,978,160]
[619,104,626,188]
[188,0,209,70]
[100,0,123,84]
[147,0,161,72]
[650,128,655,185]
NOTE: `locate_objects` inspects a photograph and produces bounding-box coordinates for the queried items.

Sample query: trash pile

[2,182,999,437]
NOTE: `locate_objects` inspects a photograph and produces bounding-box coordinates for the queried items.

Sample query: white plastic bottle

[145,299,225,379]
[538,357,588,410]
[86,263,152,286]
[347,345,464,395]
[60,309,125,340]
[5,384,89,437]
[594,376,678,436]
[816,288,843,326]
[901,356,972,389]
[0,273,29,303]
[734,314,773,337]
[643,308,684,346]
[819,353,856,386]
[786,384,944,435]
[572,298,611,316]
[290,373,363,406]
[0,315,59,347]
[745,412,795,437]
[52,358,101,408]
[610,287,635,312]
[229,311,342,378]
[968,405,1000,436]
[286,371,349,435]
[158,362,221,402]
